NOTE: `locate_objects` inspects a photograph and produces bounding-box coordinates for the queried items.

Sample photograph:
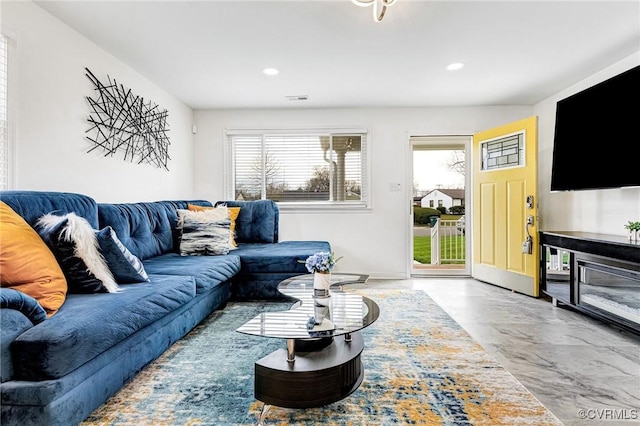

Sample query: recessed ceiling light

[446,62,464,71]
[262,67,279,76]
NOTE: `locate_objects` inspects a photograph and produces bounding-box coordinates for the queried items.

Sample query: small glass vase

[312,296,331,324]
[313,271,331,297]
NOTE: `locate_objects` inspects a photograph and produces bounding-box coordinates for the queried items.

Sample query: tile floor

[359,278,640,426]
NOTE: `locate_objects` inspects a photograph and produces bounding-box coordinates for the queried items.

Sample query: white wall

[194,106,531,278]
[534,53,640,236]
[2,1,195,203]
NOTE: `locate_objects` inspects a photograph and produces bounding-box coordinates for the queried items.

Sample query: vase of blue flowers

[300,251,342,297]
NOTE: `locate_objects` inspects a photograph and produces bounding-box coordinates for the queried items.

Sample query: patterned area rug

[81,289,563,425]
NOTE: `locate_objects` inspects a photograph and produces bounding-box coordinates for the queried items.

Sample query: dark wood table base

[254,331,364,422]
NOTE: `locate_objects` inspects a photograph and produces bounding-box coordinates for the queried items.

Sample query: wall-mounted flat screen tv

[550,65,640,191]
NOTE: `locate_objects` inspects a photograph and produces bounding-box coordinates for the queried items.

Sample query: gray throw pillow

[95,226,150,283]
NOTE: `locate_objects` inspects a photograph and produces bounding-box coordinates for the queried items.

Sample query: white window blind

[0,35,8,190]
[228,130,369,208]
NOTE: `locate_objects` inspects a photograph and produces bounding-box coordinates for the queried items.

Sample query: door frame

[471,116,539,296]
[407,135,472,277]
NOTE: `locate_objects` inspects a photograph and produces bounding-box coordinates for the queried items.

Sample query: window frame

[225,127,371,211]
[0,33,14,191]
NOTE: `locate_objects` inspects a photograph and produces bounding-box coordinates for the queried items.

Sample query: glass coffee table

[236,273,378,425]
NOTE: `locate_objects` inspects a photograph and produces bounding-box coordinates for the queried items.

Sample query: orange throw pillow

[226,207,240,248]
[0,201,67,317]
[187,204,240,248]
[187,204,212,212]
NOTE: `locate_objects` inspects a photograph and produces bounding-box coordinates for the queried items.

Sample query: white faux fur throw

[37,213,120,293]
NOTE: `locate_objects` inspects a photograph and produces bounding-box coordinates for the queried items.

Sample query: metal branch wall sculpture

[85,67,171,170]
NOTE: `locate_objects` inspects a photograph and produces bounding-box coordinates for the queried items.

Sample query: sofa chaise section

[215,200,331,299]
[231,241,332,298]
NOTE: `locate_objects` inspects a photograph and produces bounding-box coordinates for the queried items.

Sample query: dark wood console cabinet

[539,231,640,335]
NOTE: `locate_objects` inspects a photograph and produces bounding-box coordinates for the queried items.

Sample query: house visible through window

[227,130,369,208]
[0,35,9,190]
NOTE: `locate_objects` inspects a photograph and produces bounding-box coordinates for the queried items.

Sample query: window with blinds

[0,35,9,190]
[227,130,369,208]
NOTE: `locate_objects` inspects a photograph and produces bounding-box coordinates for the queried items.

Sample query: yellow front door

[472,116,539,296]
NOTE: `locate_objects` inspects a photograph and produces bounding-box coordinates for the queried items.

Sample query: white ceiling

[34,0,640,110]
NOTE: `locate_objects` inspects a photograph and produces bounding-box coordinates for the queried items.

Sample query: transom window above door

[480,132,524,171]
[226,129,369,210]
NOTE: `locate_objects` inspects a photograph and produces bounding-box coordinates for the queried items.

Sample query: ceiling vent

[286,95,309,101]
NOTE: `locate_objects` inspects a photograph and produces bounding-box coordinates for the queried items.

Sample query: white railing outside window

[227,129,369,209]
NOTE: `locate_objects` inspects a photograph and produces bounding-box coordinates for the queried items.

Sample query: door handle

[522,215,534,254]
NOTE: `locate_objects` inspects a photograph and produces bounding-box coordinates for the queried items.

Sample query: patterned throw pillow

[95,226,150,283]
[37,213,120,294]
[0,202,67,317]
[177,208,231,256]
[187,203,240,249]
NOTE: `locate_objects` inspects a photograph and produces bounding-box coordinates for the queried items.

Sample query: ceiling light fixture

[351,0,398,22]
[446,62,465,71]
[262,68,279,76]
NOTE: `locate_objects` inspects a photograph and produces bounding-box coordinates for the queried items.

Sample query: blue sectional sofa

[0,190,330,426]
